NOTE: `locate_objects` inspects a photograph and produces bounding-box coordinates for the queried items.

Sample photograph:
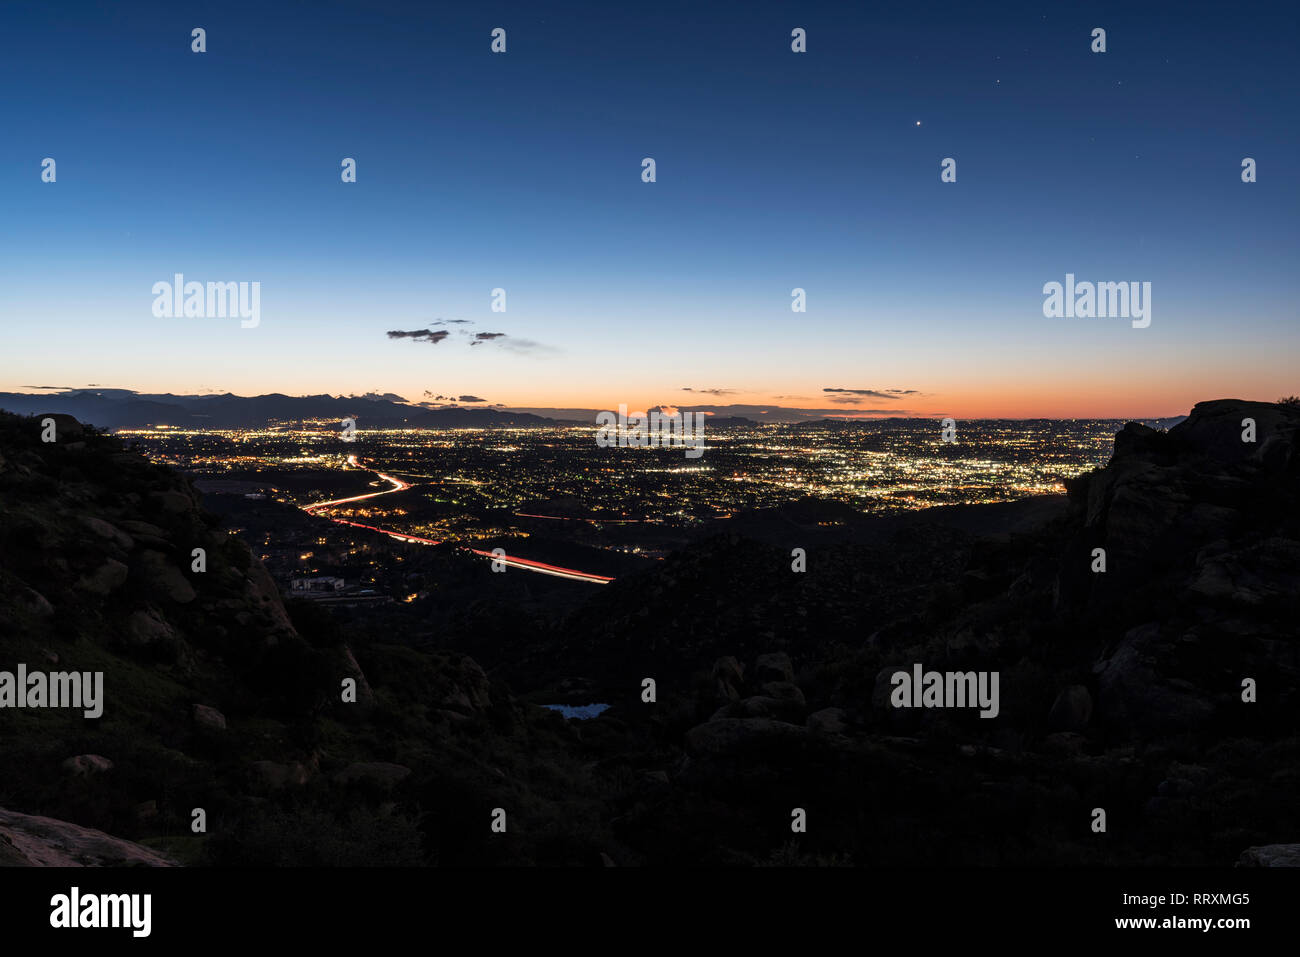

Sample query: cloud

[822,387,923,403]
[498,337,554,355]
[431,318,472,325]
[681,387,738,396]
[393,328,555,355]
[458,395,487,403]
[22,385,76,391]
[387,329,450,344]
[468,332,556,355]
[352,392,410,403]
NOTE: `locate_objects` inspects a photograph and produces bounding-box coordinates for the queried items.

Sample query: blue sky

[1,0,1296,417]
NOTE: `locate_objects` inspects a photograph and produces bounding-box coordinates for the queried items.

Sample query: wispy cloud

[822,387,928,404]
[823,387,920,399]
[387,329,451,344]
[389,324,555,355]
[681,387,738,396]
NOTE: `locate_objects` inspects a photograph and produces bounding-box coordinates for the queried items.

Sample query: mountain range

[0,390,564,430]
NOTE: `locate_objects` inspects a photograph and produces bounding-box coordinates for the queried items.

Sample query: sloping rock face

[1237,844,1300,867]
[1060,399,1300,736]
[0,807,176,866]
[0,411,390,852]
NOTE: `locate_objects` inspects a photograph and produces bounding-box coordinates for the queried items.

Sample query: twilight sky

[1,0,1296,419]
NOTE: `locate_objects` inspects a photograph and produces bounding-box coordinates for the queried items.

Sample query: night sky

[2,0,1295,417]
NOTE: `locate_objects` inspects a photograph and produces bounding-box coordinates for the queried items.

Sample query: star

[915,120,922,126]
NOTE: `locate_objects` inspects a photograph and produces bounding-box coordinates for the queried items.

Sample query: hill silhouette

[1,399,1297,866]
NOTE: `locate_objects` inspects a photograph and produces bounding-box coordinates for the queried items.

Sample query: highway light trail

[301,455,613,584]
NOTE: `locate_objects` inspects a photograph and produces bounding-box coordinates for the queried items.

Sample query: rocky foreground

[0,399,1297,866]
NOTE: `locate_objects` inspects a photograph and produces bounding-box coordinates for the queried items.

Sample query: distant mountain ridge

[0,390,562,431]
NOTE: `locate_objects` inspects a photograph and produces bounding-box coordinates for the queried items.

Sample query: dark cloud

[681,387,738,396]
[351,391,410,403]
[458,395,486,403]
[387,329,451,344]
[22,385,75,391]
[470,332,507,346]
[431,319,472,325]
[823,387,921,402]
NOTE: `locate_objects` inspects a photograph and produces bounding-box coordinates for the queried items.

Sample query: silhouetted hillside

[0,410,614,865]
[2,400,1297,866]
[0,391,558,431]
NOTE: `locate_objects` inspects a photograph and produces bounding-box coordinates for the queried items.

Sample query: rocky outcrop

[1066,399,1300,735]
[192,704,227,731]
[1237,844,1300,867]
[0,807,176,866]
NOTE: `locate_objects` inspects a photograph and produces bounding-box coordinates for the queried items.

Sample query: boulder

[81,516,134,550]
[76,558,128,596]
[711,656,744,701]
[1094,623,1216,734]
[736,696,782,718]
[250,760,312,789]
[753,652,794,684]
[125,607,177,647]
[192,704,227,731]
[806,707,849,734]
[138,551,197,604]
[1237,844,1300,867]
[37,413,84,441]
[761,681,806,707]
[61,755,114,777]
[14,585,54,618]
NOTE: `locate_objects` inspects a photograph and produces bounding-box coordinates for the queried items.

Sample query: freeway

[301,455,614,584]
